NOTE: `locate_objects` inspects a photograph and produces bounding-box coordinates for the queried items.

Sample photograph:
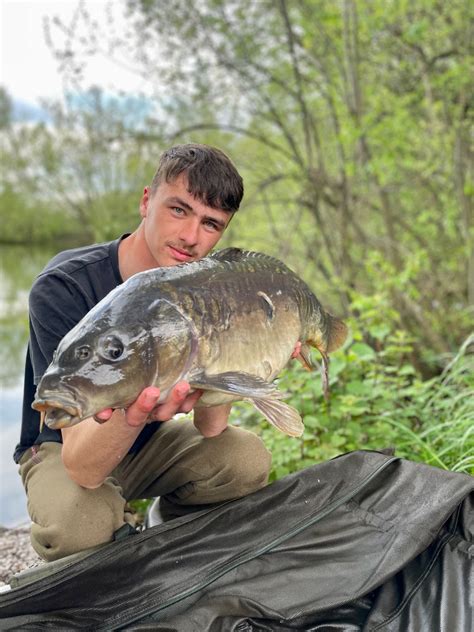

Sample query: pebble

[0,525,43,587]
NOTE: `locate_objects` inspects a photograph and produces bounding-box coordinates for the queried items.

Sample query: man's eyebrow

[166,196,193,211]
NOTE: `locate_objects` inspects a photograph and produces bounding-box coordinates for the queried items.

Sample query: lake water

[0,245,57,527]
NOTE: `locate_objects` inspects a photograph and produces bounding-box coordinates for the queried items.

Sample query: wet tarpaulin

[0,450,472,631]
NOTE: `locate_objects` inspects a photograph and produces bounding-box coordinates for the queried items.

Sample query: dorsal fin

[211,248,292,273]
[210,247,246,262]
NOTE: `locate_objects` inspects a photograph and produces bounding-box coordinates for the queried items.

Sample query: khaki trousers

[19,419,271,561]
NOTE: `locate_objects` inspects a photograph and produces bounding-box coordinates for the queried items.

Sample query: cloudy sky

[1,0,140,109]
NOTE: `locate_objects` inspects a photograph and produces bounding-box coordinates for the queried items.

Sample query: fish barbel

[33,249,348,436]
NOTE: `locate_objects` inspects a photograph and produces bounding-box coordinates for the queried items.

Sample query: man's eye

[172,207,185,215]
[204,220,219,231]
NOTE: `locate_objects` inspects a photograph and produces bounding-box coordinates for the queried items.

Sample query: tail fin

[326,314,348,352]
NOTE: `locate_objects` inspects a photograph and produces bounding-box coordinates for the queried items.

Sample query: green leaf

[303,414,321,429]
[350,343,377,361]
[369,324,391,340]
[346,380,372,396]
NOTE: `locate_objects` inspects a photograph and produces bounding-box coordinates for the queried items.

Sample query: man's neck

[118,225,158,281]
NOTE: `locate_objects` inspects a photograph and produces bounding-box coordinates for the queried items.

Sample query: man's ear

[139,186,150,218]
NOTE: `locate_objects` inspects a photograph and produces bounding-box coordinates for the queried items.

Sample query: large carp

[33,249,347,437]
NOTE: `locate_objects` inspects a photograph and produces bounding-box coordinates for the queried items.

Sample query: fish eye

[99,335,124,361]
[75,346,91,361]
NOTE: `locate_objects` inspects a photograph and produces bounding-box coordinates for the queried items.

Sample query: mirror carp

[33,248,348,436]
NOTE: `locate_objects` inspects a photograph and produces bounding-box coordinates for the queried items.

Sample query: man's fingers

[151,381,191,421]
[125,387,161,427]
[93,408,113,423]
[180,389,203,413]
[93,383,200,427]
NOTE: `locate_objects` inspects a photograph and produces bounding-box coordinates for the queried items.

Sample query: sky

[0,0,140,112]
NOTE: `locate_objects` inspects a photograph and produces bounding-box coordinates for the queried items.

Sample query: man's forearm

[61,412,145,488]
[193,403,232,437]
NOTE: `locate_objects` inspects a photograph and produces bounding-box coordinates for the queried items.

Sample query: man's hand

[93,382,203,427]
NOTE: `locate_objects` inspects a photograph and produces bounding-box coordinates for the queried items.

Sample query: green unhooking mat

[0,450,472,630]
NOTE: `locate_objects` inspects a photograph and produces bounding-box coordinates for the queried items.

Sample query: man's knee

[222,427,272,493]
[197,426,271,499]
[20,443,128,561]
[29,479,128,562]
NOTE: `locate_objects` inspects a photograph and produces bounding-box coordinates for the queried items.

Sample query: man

[15,144,272,562]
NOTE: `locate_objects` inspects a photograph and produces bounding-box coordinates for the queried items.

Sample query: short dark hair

[150,143,244,213]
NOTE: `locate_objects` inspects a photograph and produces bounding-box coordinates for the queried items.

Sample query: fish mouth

[32,395,83,430]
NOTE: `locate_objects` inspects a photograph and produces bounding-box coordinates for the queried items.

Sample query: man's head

[150,143,243,214]
[133,144,243,271]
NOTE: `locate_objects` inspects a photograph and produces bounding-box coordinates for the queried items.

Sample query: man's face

[140,174,233,268]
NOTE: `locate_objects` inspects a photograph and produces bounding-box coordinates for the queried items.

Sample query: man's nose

[178,218,200,245]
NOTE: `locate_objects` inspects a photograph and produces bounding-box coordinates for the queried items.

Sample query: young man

[15,144,272,562]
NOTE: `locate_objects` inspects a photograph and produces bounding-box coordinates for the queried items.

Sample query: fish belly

[193,306,301,407]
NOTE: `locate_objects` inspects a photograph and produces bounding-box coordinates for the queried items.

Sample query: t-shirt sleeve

[28,272,91,383]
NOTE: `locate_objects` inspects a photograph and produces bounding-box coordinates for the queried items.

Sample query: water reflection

[0,245,56,527]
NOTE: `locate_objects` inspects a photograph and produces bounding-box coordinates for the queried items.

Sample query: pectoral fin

[190,371,304,437]
[190,371,281,399]
[251,398,304,437]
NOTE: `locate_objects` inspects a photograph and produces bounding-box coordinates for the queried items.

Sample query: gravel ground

[0,525,43,587]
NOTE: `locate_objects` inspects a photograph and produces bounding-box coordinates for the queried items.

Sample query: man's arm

[62,383,201,488]
[193,403,232,437]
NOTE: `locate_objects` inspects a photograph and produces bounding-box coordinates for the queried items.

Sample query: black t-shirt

[14,236,159,463]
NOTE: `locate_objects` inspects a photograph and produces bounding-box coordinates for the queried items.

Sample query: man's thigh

[117,418,272,505]
[20,442,130,561]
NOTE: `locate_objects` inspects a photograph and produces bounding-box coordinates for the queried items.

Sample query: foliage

[0,184,80,244]
[232,301,473,480]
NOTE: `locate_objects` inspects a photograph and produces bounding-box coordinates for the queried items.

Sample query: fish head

[33,316,157,430]
[32,270,199,430]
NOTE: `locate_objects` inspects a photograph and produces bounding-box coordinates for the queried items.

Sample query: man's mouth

[168,245,195,262]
